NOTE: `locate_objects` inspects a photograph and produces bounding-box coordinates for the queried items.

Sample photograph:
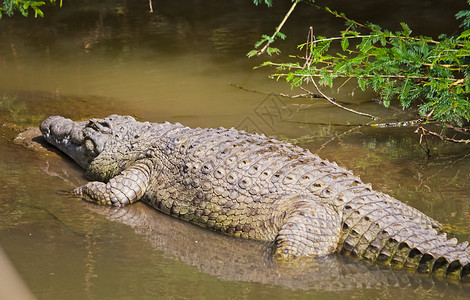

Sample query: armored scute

[40,115,470,281]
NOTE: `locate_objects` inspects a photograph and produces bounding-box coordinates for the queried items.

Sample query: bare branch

[300,76,378,119]
[415,126,470,144]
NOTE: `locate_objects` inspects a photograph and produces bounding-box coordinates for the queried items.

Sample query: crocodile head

[40,115,138,169]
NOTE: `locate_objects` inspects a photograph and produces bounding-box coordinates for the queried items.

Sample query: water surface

[1,0,470,299]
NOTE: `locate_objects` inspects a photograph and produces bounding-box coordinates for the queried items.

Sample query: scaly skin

[40,115,470,281]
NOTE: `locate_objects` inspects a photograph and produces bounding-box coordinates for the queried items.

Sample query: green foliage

[260,3,470,126]
[249,0,314,58]
[0,0,60,19]
[456,2,470,29]
[252,0,274,7]
[247,31,286,57]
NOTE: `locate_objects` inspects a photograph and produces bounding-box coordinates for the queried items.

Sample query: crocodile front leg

[74,164,151,206]
[275,198,342,260]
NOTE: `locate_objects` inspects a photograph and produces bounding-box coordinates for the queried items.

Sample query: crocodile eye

[88,120,111,132]
[88,121,98,130]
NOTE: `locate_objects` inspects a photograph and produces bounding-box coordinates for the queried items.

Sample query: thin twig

[229,83,270,95]
[369,119,425,128]
[302,77,378,119]
[417,129,432,157]
[280,92,323,99]
[316,124,364,154]
[415,126,470,144]
[420,152,470,185]
[257,2,298,56]
[298,34,380,47]
[269,63,462,83]
[336,77,352,93]
[309,3,467,47]
[297,27,378,120]
[230,82,323,99]
[444,123,470,133]
[303,26,315,69]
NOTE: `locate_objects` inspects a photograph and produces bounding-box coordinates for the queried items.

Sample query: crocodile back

[137,125,351,241]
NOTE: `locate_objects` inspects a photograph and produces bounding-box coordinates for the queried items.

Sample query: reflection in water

[1,0,470,299]
[87,201,469,296]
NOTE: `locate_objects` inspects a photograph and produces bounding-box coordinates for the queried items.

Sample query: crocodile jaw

[40,116,101,169]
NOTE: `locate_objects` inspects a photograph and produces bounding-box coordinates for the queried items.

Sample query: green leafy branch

[0,0,61,19]
[252,0,275,7]
[248,0,317,57]
[247,1,297,57]
[260,2,470,127]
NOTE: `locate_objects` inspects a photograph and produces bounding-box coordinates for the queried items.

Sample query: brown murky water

[1,0,470,299]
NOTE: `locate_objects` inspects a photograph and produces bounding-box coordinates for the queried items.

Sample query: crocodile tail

[337,193,470,281]
[340,228,470,281]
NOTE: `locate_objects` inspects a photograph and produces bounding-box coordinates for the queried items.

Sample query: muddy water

[1,0,470,299]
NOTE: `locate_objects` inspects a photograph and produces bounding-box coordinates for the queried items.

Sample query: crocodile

[39,114,470,281]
